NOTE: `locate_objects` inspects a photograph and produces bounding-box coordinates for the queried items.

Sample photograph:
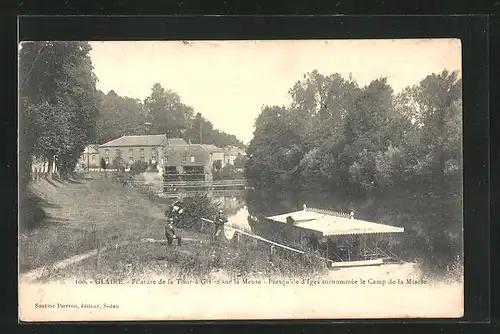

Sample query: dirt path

[19,236,204,282]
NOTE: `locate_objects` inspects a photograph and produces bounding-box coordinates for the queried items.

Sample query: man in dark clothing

[165,206,173,218]
[165,218,182,246]
[214,209,227,238]
[165,201,184,226]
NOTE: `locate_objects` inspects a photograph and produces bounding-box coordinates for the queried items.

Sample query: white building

[223,145,247,167]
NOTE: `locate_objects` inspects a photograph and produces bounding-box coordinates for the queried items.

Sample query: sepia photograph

[18,39,463,321]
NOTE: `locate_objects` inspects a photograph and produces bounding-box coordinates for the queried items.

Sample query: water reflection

[200,193,252,230]
[244,188,463,278]
[176,187,462,278]
[227,206,251,230]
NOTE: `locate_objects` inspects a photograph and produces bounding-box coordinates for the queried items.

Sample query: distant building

[163,144,224,181]
[223,145,247,166]
[98,135,187,169]
[78,145,100,169]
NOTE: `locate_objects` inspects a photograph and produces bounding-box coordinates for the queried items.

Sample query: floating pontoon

[264,207,405,268]
[266,209,404,236]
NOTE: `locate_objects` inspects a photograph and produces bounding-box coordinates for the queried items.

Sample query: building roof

[201,144,223,153]
[166,142,222,153]
[100,135,186,148]
[266,209,404,236]
[165,138,189,146]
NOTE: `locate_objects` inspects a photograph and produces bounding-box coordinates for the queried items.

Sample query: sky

[88,39,462,144]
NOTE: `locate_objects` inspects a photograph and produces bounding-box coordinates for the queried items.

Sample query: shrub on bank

[177,195,222,231]
[130,161,149,175]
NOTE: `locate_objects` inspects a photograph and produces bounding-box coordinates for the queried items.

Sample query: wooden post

[235,232,240,247]
[269,245,275,261]
[87,147,90,178]
[96,247,101,270]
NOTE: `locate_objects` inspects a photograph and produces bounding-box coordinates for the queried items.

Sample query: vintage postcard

[18,39,463,321]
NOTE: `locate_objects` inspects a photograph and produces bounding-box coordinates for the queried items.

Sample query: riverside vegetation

[20,174,327,282]
[245,70,462,279]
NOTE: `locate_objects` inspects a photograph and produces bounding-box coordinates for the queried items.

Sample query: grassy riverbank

[19,175,176,273]
[19,175,326,281]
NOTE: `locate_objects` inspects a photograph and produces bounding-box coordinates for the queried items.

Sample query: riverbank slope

[19,176,305,282]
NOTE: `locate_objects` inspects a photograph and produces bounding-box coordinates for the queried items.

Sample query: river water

[203,187,463,280]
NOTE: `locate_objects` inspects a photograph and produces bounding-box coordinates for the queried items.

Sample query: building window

[91,155,95,162]
[190,155,195,163]
[105,149,109,157]
[116,149,122,158]
[129,148,133,155]
[152,148,157,161]
[182,154,187,163]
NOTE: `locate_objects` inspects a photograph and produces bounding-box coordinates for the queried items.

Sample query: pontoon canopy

[266,210,404,236]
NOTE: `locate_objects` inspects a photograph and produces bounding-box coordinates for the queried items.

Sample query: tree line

[95,83,246,149]
[19,41,245,193]
[246,69,462,197]
[19,41,100,190]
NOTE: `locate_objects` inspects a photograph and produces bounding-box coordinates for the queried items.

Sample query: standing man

[165,218,182,246]
[165,200,183,225]
[213,209,227,239]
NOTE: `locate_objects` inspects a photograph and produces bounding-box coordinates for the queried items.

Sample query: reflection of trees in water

[378,193,462,277]
[245,189,296,217]
[212,195,246,216]
[246,187,462,277]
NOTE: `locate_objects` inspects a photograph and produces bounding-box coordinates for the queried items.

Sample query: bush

[213,164,245,180]
[100,157,106,170]
[177,195,222,231]
[113,157,126,172]
[130,160,149,175]
[111,172,134,188]
[233,155,248,168]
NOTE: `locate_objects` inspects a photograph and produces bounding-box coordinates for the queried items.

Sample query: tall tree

[413,71,462,189]
[95,90,147,144]
[143,83,194,138]
[187,112,246,148]
[246,106,301,189]
[341,78,395,192]
[19,41,99,181]
[389,70,462,190]
[247,69,462,195]
[289,70,360,151]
